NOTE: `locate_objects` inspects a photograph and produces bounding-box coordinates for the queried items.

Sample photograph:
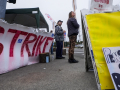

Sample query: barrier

[0,20,53,74]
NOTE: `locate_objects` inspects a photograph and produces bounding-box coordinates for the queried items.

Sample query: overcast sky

[6,0,120,41]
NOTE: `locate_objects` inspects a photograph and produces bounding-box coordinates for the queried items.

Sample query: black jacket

[67,18,79,37]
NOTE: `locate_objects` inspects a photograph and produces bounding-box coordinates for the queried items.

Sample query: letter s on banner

[0,26,4,55]
[0,26,4,34]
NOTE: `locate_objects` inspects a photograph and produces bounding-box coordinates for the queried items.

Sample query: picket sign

[90,0,113,12]
[0,19,53,74]
[103,47,120,90]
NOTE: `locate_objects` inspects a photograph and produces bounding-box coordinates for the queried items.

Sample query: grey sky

[7,0,120,41]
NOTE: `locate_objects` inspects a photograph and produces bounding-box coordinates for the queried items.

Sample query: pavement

[0,48,97,90]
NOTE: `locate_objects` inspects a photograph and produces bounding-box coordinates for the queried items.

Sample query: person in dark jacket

[67,11,80,63]
[55,20,65,59]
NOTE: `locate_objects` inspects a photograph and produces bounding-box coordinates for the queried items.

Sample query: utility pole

[0,0,7,19]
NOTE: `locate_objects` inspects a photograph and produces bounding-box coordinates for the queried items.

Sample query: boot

[68,59,79,63]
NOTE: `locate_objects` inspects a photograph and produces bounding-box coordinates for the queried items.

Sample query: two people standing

[55,11,79,63]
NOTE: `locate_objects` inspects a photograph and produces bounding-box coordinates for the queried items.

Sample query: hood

[55,25,58,27]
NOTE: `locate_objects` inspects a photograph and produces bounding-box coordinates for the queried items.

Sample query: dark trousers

[56,41,63,58]
[51,43,53,54]
[69,35,77,60]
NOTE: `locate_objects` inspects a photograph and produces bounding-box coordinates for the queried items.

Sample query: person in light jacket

[67,11,80,63]
[55,20,65,59]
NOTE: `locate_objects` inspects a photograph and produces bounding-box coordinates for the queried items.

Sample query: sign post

[72,0,77,18]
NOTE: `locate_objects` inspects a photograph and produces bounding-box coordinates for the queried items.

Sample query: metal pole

[0,0,7,19]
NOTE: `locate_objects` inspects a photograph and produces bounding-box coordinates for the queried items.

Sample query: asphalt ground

[0,48,98,90]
